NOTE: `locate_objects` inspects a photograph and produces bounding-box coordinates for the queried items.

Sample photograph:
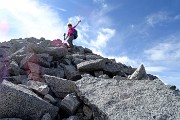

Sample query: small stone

[84,48,92,53]
[44,75,77,98]
[8,60,20,76]
[98,74,110,79]
[83,105,93,119]
[94,71,103,77]
[28,72,41,81]
[41,113,52,120]
[129,64,148,80]
[167,85,176,90]
[27,80,49,95]
[61,93,81,115]
[85,54,103,61]
[44,94,57,104]
[64,65,82,80]
[77,59,105,72]
[0,118,22,120]
[66,116,79,120]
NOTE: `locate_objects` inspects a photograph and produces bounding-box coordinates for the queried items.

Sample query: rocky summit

[0,37,180,120]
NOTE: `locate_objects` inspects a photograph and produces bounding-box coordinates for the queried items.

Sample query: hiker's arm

[73,20,81,28]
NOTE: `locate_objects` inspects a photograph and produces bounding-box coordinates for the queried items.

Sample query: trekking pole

[63,33,66,46]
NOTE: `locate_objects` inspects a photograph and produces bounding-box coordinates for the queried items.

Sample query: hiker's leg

[67,35,74,48]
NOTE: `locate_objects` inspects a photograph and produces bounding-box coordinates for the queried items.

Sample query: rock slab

[0,80,59,120]
[75,77,180,120]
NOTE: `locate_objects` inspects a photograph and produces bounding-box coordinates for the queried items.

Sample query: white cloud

[56,8,67,12]
[146,11,170,26]
[90,28,115,49]
[0,0,65,42]
[174,14,180,20]
[145,66,167,73]
[145,39,180,61]
[146,12,180,27]
[113,56,139,67]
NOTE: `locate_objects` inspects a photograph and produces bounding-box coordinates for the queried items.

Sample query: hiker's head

[68,23,72,28]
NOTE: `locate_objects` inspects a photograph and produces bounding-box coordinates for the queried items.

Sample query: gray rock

[8,61,20,76]
[65,55,73,60]
[66,116,79,120]
[94,71,103,77]
[39,40,51,48]
[76,46,85,54]
[61,93,81,115]
[81,73,94,78]
[72,58,85,65]
[103,62,131,77]
[113,75,127,80]
[0,62,8,81]
[9,39,28,53]
[84,48,92,53]
[129,64,148,80]
[41,113,52,120]
[10,54,26,65]
[11,75,28,85]
[10,46,27,57]
[64,65,81,80]
[28,72,42,81]
[83,105,93,119]
[20,53,39,70]
[27,37,39,44]
[85,54,103,61]
[147,74,158,80]
[40,37,46,41]
[77,59,105,72]
[27,80,49,95]
[0,118,22,120]
[98,74,110,79]
[37,53,53,63]
[35,54,51,68]
[0,80,59,120]
[166,85,176,90]
[44,94,57,104]
[46,47,67,58]
[72,54,86,60]
[75,77,180,120]
[41,67,64,78]
[61,59,71,65]
[27,42,45,54]
[44,75,76,98]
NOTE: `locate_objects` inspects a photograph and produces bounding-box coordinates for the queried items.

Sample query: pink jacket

[68,25,77,36]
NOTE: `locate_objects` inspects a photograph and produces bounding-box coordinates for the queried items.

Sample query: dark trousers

[67,35,74,48]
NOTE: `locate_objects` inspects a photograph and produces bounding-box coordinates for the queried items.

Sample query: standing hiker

[64,20,81,48]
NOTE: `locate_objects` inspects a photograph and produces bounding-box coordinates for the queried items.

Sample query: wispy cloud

[144,34,180,61]
[146,11,170,26]
[93,0,107,8]
[145,66,167,73]
[56,7,67,12]
[146,11,180,27]
[0,0,65,42]
[174,14,180,20]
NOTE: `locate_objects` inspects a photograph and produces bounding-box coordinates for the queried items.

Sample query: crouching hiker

[64,20,81,48]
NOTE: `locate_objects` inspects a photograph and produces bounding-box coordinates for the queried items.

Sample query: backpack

[74,29,78,39]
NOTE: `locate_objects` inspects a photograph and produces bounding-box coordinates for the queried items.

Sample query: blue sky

[0,0,180,88]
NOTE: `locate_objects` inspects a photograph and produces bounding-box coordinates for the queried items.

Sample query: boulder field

[0,37,180,120]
